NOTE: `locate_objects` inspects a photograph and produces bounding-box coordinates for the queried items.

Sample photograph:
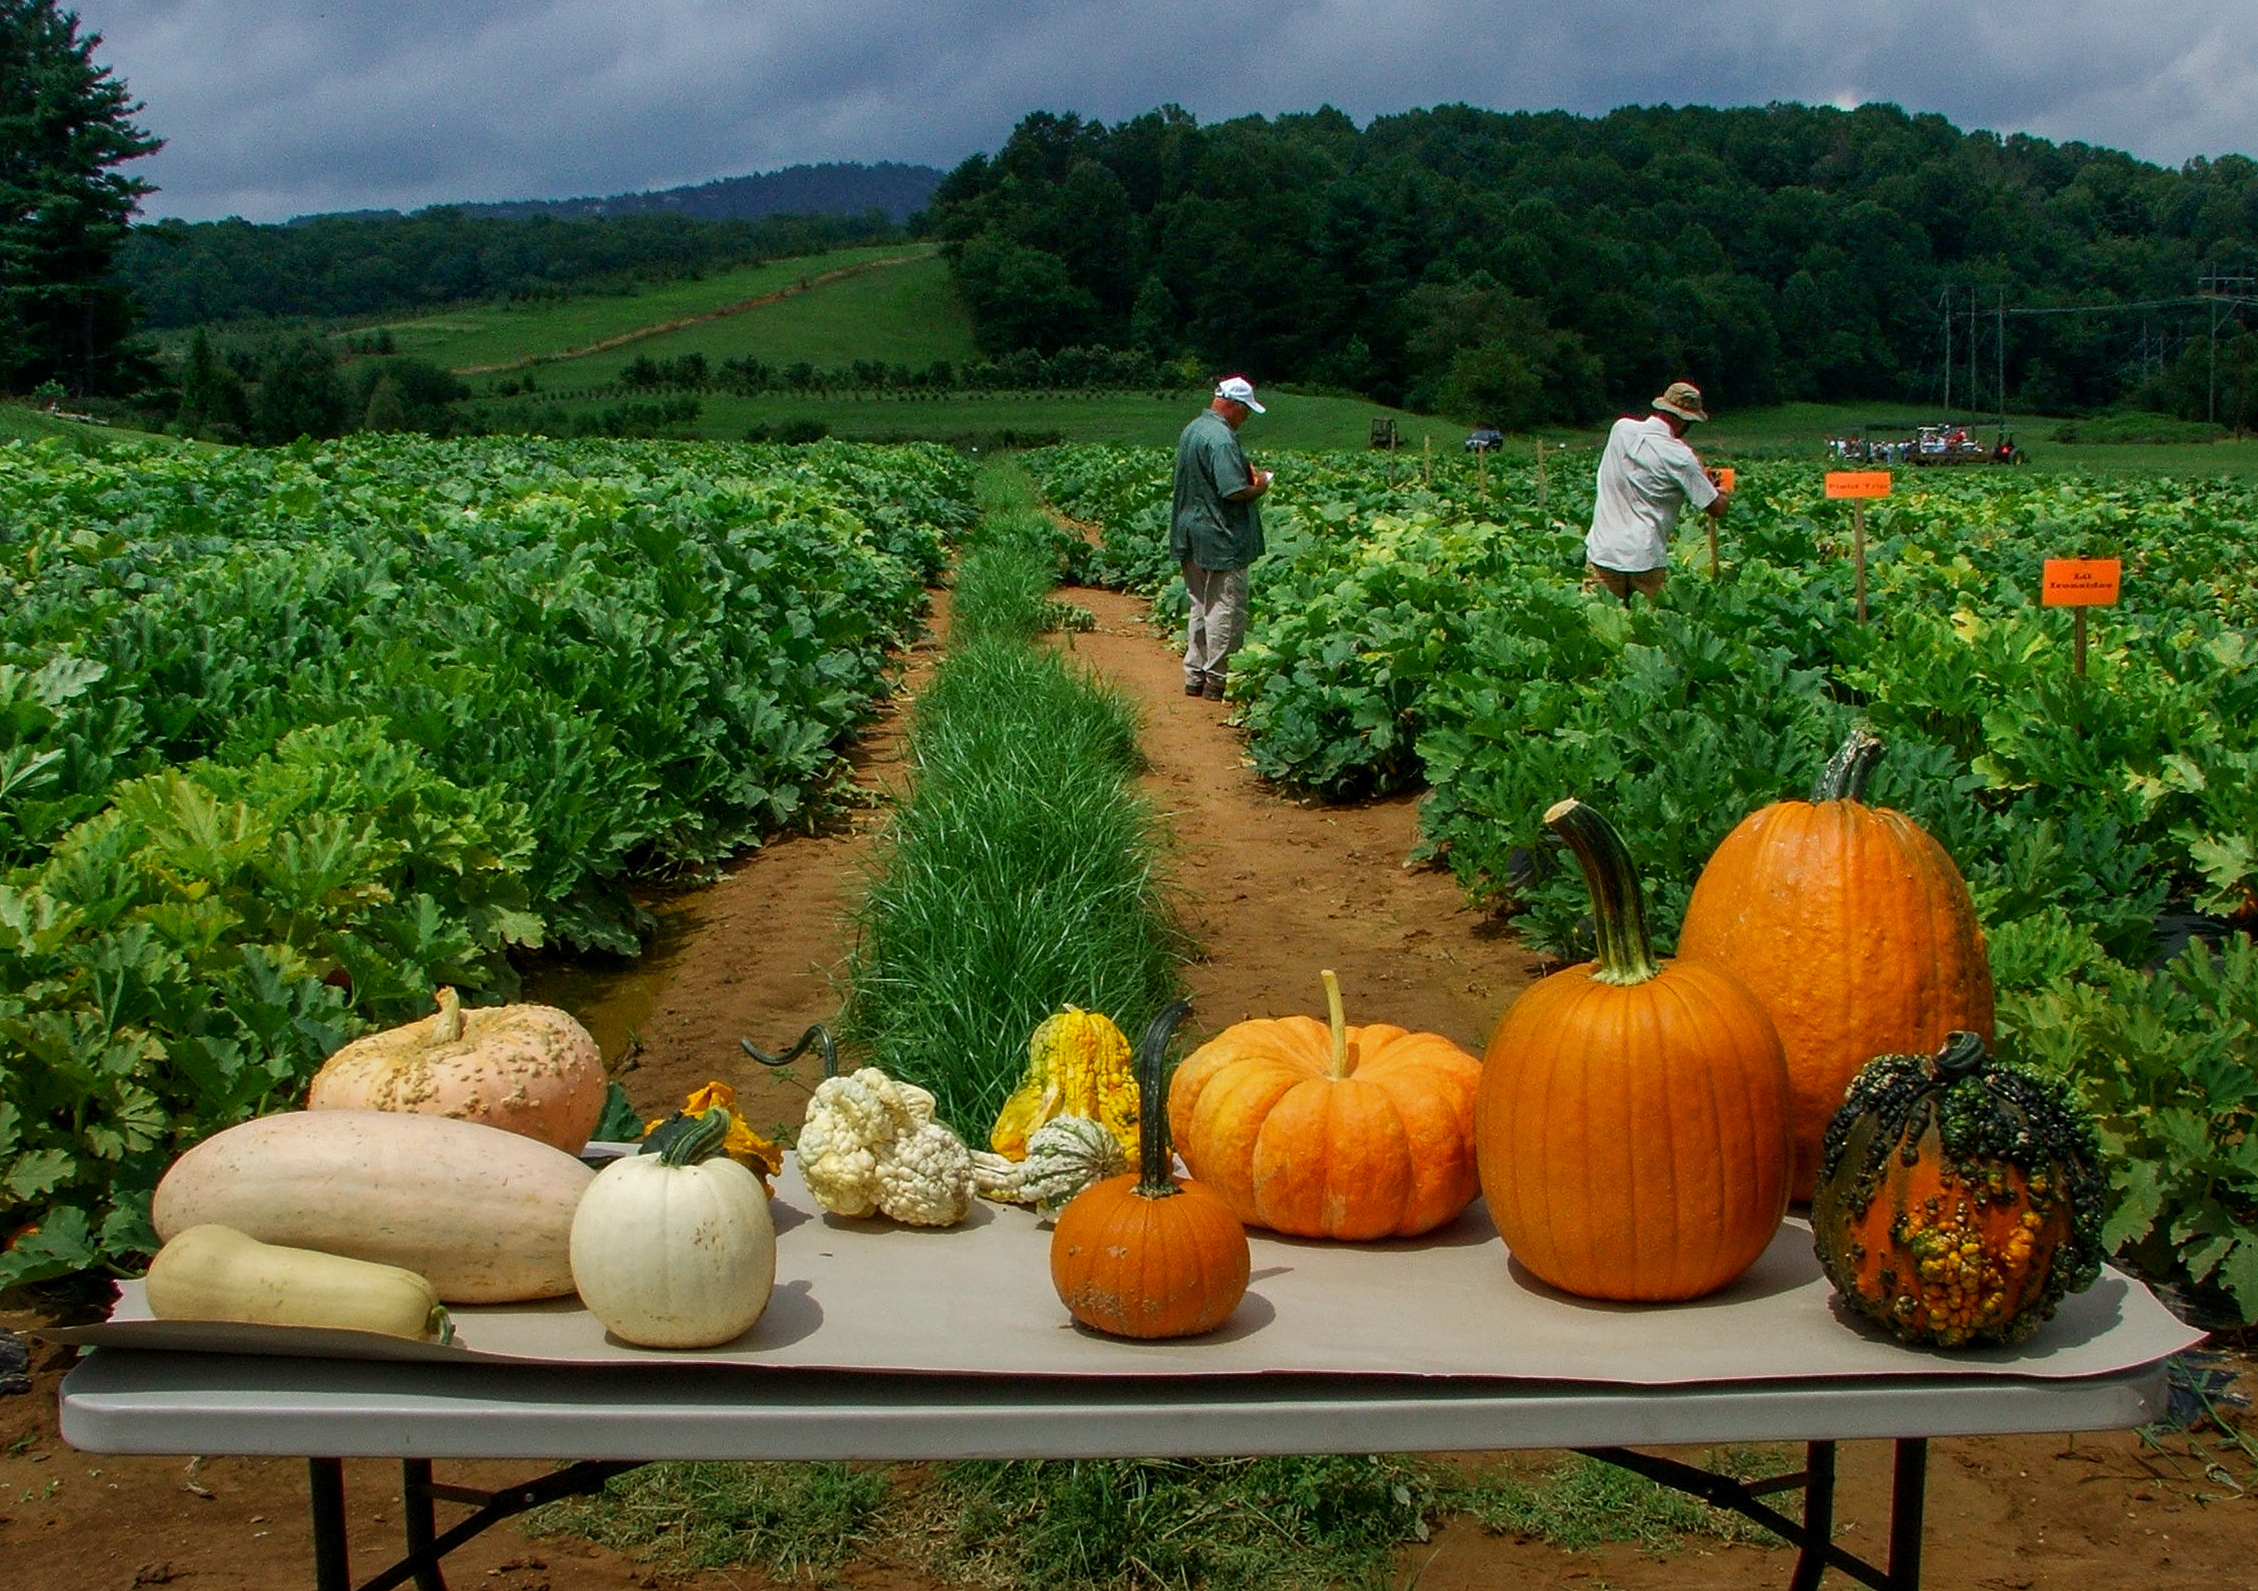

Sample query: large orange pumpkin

[1479,799,1793,1302]
[307,987,605,1154]
[1676,728,1995,1201]
[1051,1001,1250,1340]
[1168,971,1483,1240]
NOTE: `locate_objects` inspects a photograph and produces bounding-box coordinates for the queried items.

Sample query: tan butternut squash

[146,1224,452,1343]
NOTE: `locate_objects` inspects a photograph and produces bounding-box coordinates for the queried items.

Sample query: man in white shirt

[1583,381,1731,602]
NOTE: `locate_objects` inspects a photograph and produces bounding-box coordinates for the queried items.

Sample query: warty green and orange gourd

[1810,1031,2104,1347]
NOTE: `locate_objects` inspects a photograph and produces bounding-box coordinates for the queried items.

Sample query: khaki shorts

[1585,562,1667,602]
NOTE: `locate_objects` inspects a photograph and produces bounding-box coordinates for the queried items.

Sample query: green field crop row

[1034,445,2258,1323]
[0,434,976,1290]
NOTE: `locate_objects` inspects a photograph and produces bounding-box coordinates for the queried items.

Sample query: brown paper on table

[48,1158,2199,1385]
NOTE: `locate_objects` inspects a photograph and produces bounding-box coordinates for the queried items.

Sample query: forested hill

[452,161,944,224]
[924,103,2258,423]
[118,208,901,328]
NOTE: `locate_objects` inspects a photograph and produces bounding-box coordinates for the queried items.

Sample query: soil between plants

[6,583,2253,1590]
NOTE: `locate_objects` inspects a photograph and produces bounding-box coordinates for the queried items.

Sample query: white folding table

[55,1163,2200,1591]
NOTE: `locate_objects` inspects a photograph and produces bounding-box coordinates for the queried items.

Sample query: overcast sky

[76,1,2258,224]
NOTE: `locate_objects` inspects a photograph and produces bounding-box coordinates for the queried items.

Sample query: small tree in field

[0,1,162,395]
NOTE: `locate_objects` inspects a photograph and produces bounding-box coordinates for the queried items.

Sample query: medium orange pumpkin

[306,987,606,1154]
[1676,729,1995,1201]
[1479,799,1793,1302]
[1051,1001,1250,1340]
[1169,971,1483,1240]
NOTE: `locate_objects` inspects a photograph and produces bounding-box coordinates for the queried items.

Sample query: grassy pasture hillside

[535,251,977,386]
[357,244,933,372]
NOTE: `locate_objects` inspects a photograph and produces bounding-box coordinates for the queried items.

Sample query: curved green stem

[1544,799,1661,987]
[1135,999,1196,1199]
[1932,1030,1990,1081]
[741,1023,839,1079]
[1812,728,1885,804]
[645,1105,733,1166]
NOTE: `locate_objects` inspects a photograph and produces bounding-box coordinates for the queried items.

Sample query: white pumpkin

[569,1110,777,1349]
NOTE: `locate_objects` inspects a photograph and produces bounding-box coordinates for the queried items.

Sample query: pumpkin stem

[1812,728,1885,803]
[1321,969,1354,1079]
[1932,1030,1990,1081]
[740,1024,840,1080]
[1134,998,1196,1199]
[1544,799,1661,987]
[644,1106,733,1166]
[432,986,464,1044]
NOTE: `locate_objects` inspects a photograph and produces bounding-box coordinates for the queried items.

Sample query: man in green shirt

[1170,375,1271,700]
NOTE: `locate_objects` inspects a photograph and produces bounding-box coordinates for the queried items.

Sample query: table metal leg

[1579,1438,1924,1591]
[1888,1439,1927,1590]
[401,1460,447,1591]
[1786,1440,1836,1591]
[308,1458,350,1591]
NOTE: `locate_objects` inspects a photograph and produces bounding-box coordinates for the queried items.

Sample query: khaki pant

[1584,561,1667,602]
[1183,561,1250,689]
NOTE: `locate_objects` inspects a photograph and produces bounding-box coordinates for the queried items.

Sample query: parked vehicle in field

[1825,424,2024,466]
[1369,417,1400,450]
[1465,427,1505,453]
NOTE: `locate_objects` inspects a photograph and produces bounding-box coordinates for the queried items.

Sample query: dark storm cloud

[77,1,2258,223]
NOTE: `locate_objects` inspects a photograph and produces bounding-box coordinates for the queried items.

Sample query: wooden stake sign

[1705,468,1737,579]
[2042,558,2122,676]
[1825,471,1892,624]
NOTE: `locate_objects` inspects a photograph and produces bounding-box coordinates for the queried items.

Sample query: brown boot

[1202,679,1226,701]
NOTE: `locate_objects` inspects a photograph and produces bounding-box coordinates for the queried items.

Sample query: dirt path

[1055,588,1543,1045]
[6,582,2254,1591]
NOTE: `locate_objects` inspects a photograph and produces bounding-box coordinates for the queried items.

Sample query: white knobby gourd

[569,1108,777,1349]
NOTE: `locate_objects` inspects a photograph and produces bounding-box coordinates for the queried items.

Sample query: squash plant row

[1033,445,2258,1323]
[0,434,977,1290]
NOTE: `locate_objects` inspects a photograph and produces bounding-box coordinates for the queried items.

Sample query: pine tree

[174,327,245,438]
[0,1,163,395]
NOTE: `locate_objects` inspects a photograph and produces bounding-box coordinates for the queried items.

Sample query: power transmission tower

[2198,272,2257,423]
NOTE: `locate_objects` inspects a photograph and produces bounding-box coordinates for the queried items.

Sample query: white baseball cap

[1215,375,1266,413]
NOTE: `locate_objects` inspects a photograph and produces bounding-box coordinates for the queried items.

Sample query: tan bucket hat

[1652,382,1709,422]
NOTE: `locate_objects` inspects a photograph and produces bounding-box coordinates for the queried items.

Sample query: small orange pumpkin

[1169,971,1483,1240]
[1479,799,1794,1302]
[1677,728,1995,1201]
[307,987,605,1154]
[1051,1001,1250,1340]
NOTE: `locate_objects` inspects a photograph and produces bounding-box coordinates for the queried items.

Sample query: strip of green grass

[526,1449,1793,1589]
[840,462,1184,1134]
[526,1460,889,1580]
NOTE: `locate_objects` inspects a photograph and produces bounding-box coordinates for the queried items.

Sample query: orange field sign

[2043,559,2123,607]
[1824,471,1892,499]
